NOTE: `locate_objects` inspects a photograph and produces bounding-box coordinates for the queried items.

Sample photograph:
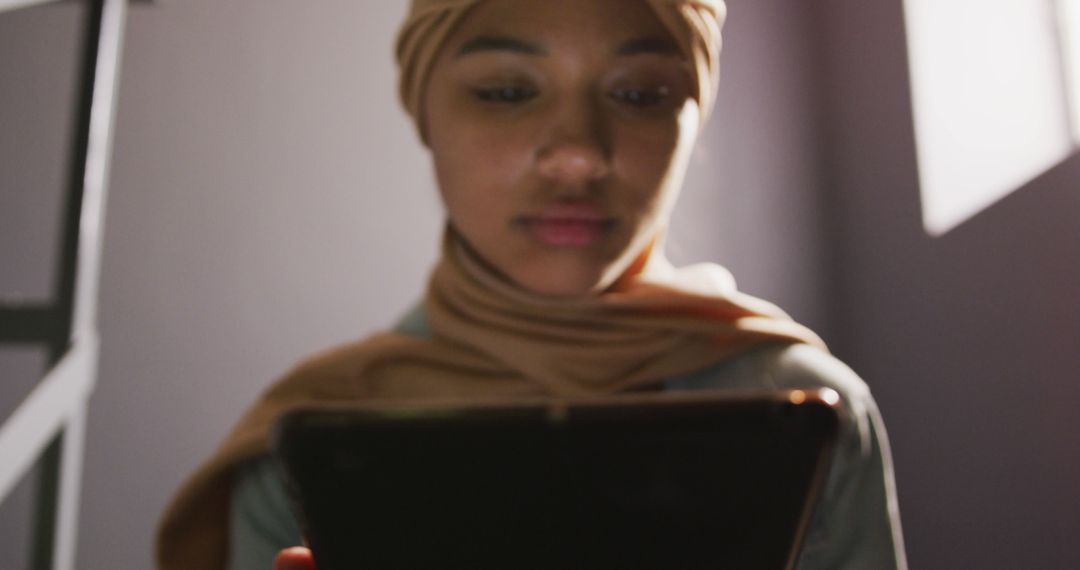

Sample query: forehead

[444,0,674,55]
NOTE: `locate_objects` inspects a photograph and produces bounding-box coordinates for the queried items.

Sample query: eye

[611,85,671,107]
[471,86,539,104]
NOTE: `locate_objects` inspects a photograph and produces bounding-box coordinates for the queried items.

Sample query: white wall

[1,1,828,567]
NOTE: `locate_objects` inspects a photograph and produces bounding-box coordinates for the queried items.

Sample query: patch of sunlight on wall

[904,0,1078,236]
[1065,0,1080,142]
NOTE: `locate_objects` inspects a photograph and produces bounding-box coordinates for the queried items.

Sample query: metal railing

[0,0,129,567]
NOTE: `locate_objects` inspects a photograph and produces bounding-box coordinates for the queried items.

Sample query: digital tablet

[271,389,840,570]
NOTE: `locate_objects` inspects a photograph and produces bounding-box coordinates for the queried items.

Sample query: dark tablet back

[272,389,840,570]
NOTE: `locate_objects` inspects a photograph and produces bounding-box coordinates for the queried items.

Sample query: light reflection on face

[423,0,702,297]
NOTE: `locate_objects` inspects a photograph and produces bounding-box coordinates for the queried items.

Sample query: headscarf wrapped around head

[395,0,727,134]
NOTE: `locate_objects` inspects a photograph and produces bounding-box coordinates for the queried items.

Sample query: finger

[274,546,316,570]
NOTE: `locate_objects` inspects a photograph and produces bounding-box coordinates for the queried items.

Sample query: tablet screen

[272,389,839,570]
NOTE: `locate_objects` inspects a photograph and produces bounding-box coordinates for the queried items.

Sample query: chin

[512,265,619,298]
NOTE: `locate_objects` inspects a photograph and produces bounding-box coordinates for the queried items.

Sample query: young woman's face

[424,0,701,296]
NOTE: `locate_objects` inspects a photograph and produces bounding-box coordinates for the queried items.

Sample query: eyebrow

[456,35,548,58]
[615,36,680,57]
[455,35,680,59]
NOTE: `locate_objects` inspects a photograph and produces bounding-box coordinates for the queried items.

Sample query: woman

[157,0,906,568]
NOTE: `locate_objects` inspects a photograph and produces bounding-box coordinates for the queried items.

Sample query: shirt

[227,306,907,569]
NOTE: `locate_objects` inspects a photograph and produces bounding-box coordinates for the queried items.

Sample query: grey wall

[84,2,438,568]
[818,0,1080,567]
[2,0,830,568]
[674,0,830,336]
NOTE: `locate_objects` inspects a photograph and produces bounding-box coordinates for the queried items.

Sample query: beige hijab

[396,0,728,132]
[155,2,828,569]
[156,234,823,569]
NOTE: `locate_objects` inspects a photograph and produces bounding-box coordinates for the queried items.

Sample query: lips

[519,202,616,247]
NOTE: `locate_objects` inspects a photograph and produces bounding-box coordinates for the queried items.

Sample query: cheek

[621,102,701,213]
[432,131,532,211]
[614,124,684,206]
[430,133,526,235]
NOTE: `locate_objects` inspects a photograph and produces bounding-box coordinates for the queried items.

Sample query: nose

[534,98,611,189]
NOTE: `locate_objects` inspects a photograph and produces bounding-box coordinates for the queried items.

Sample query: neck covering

[156,229,824,569]
[396,0,727,136]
